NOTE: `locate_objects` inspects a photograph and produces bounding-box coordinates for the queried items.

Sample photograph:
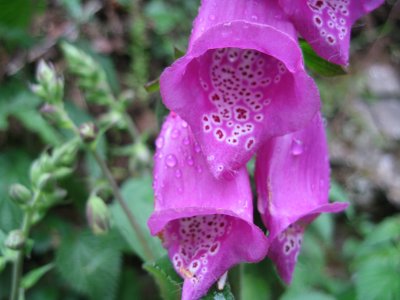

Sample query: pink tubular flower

[160,0,320,179]
[279,0,384,65]
[148,113,269,300]
[255,113,348,284]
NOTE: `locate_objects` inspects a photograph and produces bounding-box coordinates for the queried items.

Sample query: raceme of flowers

[147,0,383,299]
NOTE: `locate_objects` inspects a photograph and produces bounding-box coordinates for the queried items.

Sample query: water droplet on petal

[155,137,164,149]
[175,169,182,178]
[186,156,194,166]
[181,121,188,128]
[183,137,190,145]
[291,139,304,156]
[194,144,201,153]
[165,154,177,167]
[171,129,180,139]
[251,15,258,21]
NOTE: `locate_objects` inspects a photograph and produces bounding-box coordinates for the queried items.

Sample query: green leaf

[21,263,54,290]
[282,290,336,300]
[155,98,169,128]
[0,0,44,29]
[0,81,62,145]
[202,283,235,300]
[144,78,160,93]
[144,1,182,34]
[110,176,165,261]
[355,254,400,300]
[143,255,182,300]
[55,231,121,300]
[300,40,347,77]
[174,47,185,60]
[353,216,400,300]
[357,215,400,257]
[0,149,33,232]
[309,214,333,246]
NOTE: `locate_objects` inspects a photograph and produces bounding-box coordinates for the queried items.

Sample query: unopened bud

[40,103,58,116]
[86,195,110,235]
[133,142,151,163]
[52,140,80,166]
[37,60,55,84]
[79,122,97,143]
[53,167,73,180]
[5,230,26,250]
[37,173,52,190]
[9,184,32,204]
[35,60,64,104]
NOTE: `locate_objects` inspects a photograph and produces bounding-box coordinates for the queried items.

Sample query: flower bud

[133,142,151,163]
[35,60,64,104]
[52,140,80,166]
[86,195,110,235]
[9,184,32,205]
[52,167,73,180]
[79,122,97,143]
[37,173,52,190]
[5,230,26,250]
[36,60,55,84]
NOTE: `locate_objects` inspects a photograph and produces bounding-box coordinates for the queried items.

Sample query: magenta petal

[255,113,348,284]
[148,113,268,300]
[279,0,384,65]
[160,0,320,179]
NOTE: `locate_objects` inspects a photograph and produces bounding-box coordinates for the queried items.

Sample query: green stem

[91,150,155,261]
[10,191,41,300]
[230,264,244,300]
[68,110,153,260]
[123,112,140,142]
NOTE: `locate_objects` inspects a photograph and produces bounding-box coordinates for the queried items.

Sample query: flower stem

[91,150,155,261]
[230,264,244,300]
[9,191,40,300]
[123,112,140,142]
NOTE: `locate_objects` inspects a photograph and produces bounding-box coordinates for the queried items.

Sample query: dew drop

[155,137,164,149]
[165,154,177,167]
[194,144,201,153]
[175,169,182,178]
[181,121,188,128]
[186,155,194,166]
[291,139,304,156]
[171,129,180,139]
[183,137,190,145]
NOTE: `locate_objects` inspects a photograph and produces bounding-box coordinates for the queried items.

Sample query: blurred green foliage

[0,1,398,300]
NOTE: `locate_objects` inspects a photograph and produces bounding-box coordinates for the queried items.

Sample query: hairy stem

[9,191,40,300]
[91,150,155,261]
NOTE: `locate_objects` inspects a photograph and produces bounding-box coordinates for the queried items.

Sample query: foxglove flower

[279,0,384,65]
[148,113,269,300]
[255,113,348,284]
[160,0,320,179]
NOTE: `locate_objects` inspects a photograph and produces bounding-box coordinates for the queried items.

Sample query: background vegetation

[0,0,399,299]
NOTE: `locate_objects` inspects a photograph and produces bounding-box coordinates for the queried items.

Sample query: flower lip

[149,113,269,299]
[278,0,385,65]
[161,40,319,179]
